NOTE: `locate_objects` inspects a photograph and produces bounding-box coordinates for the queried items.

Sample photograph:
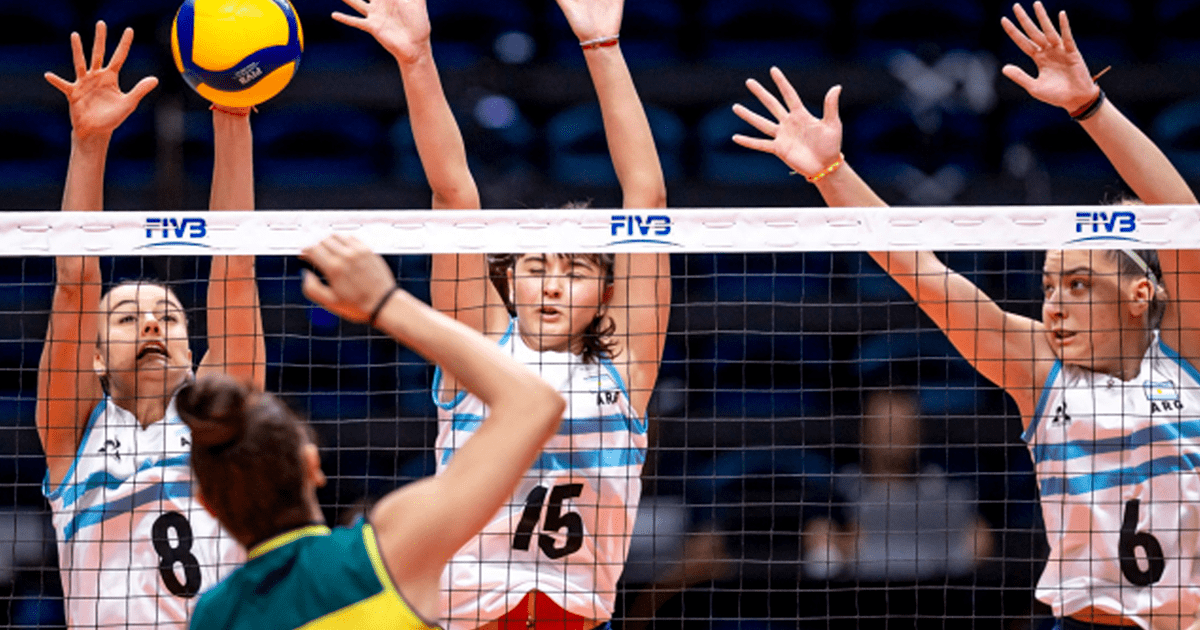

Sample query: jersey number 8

[152,512,202,597]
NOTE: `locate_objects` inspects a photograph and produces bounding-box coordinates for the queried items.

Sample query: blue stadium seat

[698,105,793,185]
[701,0,834,67]
[1153,98,1200,181]
[550,0,683,68]
[1156,0,1200,60]
[254,103,386,189]
[853,0,985,60]
[546,102,684,186]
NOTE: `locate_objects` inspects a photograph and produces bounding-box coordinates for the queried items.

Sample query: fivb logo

[1069,210,1139,243]
[608,214,676,246]
[140,217,210,249]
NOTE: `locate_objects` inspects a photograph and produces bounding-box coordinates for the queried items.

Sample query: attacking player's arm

[332,0,503,346]
[299,235,565,617]
[561,0,670,412]
[1001,2,1200,368]
[734,66,1048,418]
[38,22,157,484]
[198,106,265,389]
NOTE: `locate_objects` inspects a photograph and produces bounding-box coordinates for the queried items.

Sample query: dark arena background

[2,0,1200,628]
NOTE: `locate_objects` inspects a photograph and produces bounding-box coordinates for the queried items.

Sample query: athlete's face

[1041,250,1141,371]
[509,254,609,353]
[94,283,193,397]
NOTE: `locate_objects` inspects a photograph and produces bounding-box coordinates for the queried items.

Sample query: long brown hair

[487,253,617,364]
[176,376,317,548]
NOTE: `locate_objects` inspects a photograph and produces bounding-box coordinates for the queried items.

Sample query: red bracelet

[805,154,845,184]
[209,103,255,117]
[580,36,619,50]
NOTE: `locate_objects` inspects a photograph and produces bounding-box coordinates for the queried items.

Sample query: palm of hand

[69,71,137,137]
[366,1,430,60]
[776,115,841,176]
[556,0,622,41]
[1026,51,1093,107]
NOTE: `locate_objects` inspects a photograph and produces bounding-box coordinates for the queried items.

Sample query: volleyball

[171,0,304,108]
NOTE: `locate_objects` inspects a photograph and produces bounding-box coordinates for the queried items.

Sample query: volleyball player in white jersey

[38,22,264,629]
[732,3,1200,628]
[333,0,670,627]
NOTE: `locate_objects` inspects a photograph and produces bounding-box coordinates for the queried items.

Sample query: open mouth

[137,343,168,360]
[539,306,561,317]
[1052,330,1077,342]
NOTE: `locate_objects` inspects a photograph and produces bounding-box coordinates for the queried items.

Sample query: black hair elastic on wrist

[367,286,399,328]
[1070,88,1106,122]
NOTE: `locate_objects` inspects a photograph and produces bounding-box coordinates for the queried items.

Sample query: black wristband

[1070,88,1106,122]
[367,286,399,328]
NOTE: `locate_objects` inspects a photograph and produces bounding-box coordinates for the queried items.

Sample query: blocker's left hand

[333,0,432,64]
[555,0,624,44]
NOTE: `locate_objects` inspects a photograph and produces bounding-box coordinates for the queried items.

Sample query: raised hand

[301,234,398,325]
[44,22,158,140]
[555,0,623,43]
[1000,2,1098,112]
[732,67,843,179]
[333,0,431,64]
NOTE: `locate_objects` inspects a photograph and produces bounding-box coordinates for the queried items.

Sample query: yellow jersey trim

[362,523,439,629]
[248,525,332,560]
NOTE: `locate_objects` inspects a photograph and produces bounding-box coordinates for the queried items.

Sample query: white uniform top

[434,320,647,630]
[43,395,244,630]
[1024,334,1200,630]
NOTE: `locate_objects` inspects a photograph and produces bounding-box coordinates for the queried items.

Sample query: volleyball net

[2,205,1198,629]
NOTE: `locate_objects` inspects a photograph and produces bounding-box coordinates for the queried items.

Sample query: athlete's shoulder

[191,574,241,630]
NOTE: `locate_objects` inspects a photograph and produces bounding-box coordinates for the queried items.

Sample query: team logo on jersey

[99,437,122,462]
[1050,402,1071,426]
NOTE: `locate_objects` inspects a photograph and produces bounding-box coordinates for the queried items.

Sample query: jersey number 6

[512,483,585,559]
[1119,499,1166,586]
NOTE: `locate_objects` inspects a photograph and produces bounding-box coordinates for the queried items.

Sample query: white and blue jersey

[433,320,647,630]
[1024,333,1200,629]
[43,395,243,629]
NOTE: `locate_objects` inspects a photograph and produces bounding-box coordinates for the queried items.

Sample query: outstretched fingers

[106,27,134,74]
[732,103,778,138]
[1000,64,1036,92]
[44,72,73,95]
[1058,10,1078,54]
[745,78,789,124]
[1032,1,1061,47]
[340,0,371,15]
[128,76,160,102]
[1000,16,1040,58]
[90,22,107,71]
[730,134,775,155]
[769,67,804,113]
[822,85,842,125]
[331,11,368,30]
[1011,3,1048,49]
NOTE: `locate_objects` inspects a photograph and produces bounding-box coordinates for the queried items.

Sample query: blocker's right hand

[333,0,432,64]
[44,21,158,140]
[301,234,400,325]
[732,67,843,180]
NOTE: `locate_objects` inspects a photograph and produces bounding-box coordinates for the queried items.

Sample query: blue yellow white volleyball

[171,0,304,108]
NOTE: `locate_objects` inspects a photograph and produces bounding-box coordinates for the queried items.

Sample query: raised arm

[1001,2,1197,207]
[38,22,158,485]
[733,67,1050,419]
[1001,1,1200,370]
[334,0,502,340]
[299,235,564,619]
[198,106,265,388]
[558,0,670,411]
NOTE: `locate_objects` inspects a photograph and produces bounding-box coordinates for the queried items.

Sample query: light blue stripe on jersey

[450,413,635,435]
[1039,451,1200,497]
[1159,340,1200,385]
[57,454,191,509]
[1032,419,1200,464]
[441,445,644,470]
[62,481,193,542]
[431,319,516,411]
[1023,360,1062,444]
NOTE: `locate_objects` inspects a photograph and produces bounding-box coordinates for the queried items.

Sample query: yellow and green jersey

[190,519,439,630]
